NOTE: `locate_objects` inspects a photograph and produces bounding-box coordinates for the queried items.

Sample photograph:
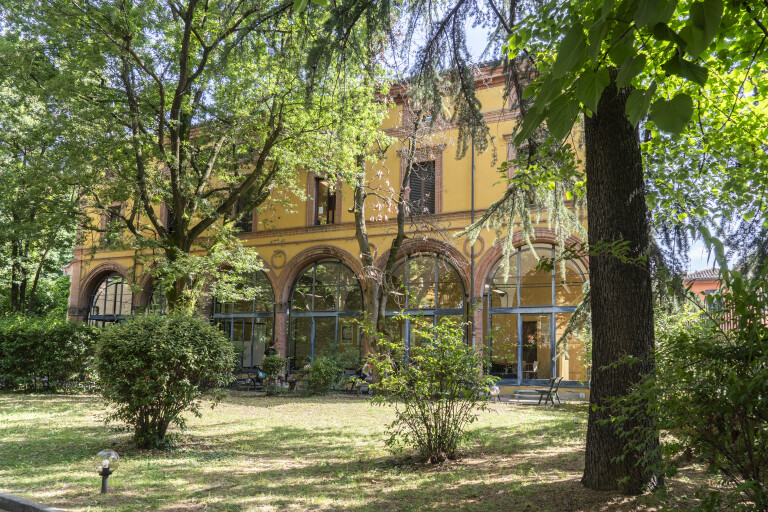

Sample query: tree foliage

[4,0,388,312]
[0,34,86,315]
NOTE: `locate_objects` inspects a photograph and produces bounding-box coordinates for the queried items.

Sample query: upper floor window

[314,177,336,225]
[408,161,435,216]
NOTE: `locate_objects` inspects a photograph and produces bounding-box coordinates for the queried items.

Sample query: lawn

[0,392,706,512]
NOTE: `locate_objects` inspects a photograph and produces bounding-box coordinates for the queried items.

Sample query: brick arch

[277,246,365,304]
[137,273,155,307]
[137,255,279,307]
[374,238,471,296]
[473,229,587,297]
[79,261,134,310]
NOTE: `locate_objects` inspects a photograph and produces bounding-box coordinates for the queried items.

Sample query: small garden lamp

[95,449,119,494]
[490,385,500,403]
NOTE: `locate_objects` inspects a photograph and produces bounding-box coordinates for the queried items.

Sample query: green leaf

[662,53,709,85]
[649,93,693,134]
[616,54,646,88]
[514,109,546,144]
[684,0,723,56]
[533,75,564,112]
[691,0,723,43]
[553,24,586,78]
[293,0,309,12]
[575,69,608,111]
[601,0,618,19]
[310,0,328,5]
[634,0,658,28]
[588,21,609,60]
[546,95,580,140]
[652,22,687,50]
[608,42,634,67]
[625,81,657,126]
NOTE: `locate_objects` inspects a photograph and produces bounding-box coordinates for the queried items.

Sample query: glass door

[521,314,552,381]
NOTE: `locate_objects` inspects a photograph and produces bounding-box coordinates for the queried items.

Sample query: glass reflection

[289,260,363,371]
[88,273,133,327]
[487,245,587,382]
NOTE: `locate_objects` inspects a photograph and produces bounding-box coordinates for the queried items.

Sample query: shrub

[0,315,97,391]
[614,265,768,510]
[371,316,497,463]
[307,353,352,394]
[96,313,237,449]
[261,354,288,395]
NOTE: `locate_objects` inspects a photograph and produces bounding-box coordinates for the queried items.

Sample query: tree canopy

[2,0,389,311]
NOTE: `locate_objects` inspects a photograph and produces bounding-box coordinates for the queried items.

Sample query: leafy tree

[0,34,86,315]
[5,0,387,313]
[503,0,768,493]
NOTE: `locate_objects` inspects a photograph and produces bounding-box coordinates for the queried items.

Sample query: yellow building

[67,66,590,398]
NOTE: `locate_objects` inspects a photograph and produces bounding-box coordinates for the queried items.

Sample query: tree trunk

[582,72,658,494]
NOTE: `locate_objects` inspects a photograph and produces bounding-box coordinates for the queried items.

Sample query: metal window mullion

[516,250,521,307]
[434,256,439,320]
[549,313,557,379]
[311,265,316,311]
[550,246,556,307]
[334,316,339,355]
[517,312,523,384]
[336,260,341,312]
[310,317,316,362]
[405,255,410,310]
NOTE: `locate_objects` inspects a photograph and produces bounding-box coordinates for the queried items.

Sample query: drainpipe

[470,138,476,349]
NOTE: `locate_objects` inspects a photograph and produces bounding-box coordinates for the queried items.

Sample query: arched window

[145,286,167,313]
[385,254,466,349]
[213,271,275,370]
[486,244,587,384]
[88,273,133,327]
[289,260,362,371]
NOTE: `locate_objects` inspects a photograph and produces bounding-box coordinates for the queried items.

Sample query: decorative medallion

[271,249,286,269]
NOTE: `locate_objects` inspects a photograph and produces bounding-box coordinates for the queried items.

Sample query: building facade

[67,67,590,397]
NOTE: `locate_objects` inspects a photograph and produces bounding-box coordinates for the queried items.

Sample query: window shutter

[409,161,435,215]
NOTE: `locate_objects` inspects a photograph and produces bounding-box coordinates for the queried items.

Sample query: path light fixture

[95,449,119,494]
[490,385,500,403]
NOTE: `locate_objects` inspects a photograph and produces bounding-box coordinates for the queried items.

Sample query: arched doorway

[288,260,362,372]
[87,273,133,327]
[213,271,275,370]
[385,253,466,349]
[486,244,587,384]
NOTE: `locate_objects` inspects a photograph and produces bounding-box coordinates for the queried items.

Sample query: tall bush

[96,313,236,449]
[371,317,496,463]
[0,315,97,391]
[307,353,355,394]
[614,265,768,510]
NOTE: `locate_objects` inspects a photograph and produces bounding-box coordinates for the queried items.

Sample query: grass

[0,392,707,512]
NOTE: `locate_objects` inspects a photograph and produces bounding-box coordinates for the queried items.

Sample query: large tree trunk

[582,73,658,494]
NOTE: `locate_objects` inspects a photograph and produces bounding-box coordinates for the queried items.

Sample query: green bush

[371,316,497,463]
[96,313,237,449]
[614,265,768,510]
[0,315,97,391]
[307,353,352,394]
[261,354,288,395]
